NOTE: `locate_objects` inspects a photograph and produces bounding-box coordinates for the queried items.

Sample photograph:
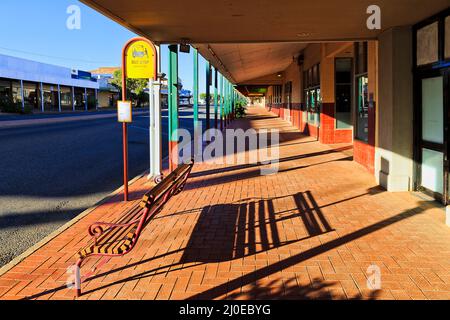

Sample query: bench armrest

[88,218,142,244]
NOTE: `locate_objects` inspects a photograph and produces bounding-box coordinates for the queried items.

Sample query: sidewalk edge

[0,171,147,277]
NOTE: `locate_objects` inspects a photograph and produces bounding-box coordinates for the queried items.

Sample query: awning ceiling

[80,0,449,84]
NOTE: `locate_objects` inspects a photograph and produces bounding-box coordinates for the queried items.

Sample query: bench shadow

[180,192,334,264]
[224,277,381,300]
[21,187,395,300]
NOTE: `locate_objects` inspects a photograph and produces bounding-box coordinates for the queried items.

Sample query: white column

[72,87,75,111]
[40,83,44,112]
[154,78,162,178]
[57,84,61,112]
[149,79,155,178]
[20,80,25,110]
[148,45,163,181]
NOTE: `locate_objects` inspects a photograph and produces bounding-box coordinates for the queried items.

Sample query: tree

[111,69,149,107]
[199,93,220,103]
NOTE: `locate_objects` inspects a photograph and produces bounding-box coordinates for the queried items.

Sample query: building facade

[91,67,120,108]
[263,8,450,204]
[0,54,99,113]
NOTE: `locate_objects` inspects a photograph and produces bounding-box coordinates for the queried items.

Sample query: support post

[72,87,75,111]
[193,48,201,160]
[20,80,25,111]
[214,68,218,129]
[121,66,129,201]
[226,80,230,125]
[40,83,44,112]
[205,61,211,140]
[58,84,61,112]
[149,45,163,180]
[219,73,223,130]
[168,44,179,172]
[154,74,162,177]
[84,88,88,111]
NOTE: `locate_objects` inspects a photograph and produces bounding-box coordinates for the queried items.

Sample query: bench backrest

[134,159,194,235]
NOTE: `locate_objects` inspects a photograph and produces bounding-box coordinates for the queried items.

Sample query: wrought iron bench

[73,160,194,297]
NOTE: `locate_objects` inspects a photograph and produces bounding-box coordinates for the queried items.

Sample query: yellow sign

[125,40,156,79]
[118,101,132,123]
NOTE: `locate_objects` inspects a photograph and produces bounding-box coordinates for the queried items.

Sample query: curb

[0,171,147,277]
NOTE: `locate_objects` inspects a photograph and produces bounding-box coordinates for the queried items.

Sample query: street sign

[125,40,157,79]
[117,101,132,123]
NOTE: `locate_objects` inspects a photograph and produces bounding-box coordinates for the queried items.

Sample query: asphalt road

[0,106,212,267]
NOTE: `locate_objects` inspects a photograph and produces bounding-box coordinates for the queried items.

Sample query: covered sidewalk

[1,106,450,300]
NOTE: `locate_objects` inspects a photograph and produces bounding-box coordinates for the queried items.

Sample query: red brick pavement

[1,106,450,300]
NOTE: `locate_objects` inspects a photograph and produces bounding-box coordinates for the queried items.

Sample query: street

[0,106,212,267]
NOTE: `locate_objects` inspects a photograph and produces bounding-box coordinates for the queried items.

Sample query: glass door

[416,70,449,203]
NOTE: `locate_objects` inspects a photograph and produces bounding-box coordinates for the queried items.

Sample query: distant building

[90,67,120,108]
[159,77,192,108]
[0,54,99,113]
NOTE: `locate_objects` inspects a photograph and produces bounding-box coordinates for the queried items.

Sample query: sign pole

[120,37,157,202]
[121,57,129,202]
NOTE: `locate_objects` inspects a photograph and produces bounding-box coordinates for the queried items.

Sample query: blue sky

[0,0,210,93]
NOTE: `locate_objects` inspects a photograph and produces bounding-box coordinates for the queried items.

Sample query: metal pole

[40,83,44,112]
[155,45,162,178]
[154,73,162,178]
[193,48,201,160]
[149,78,155,177]
[214,68,218,129]
[121,63,129,201]
[84,88,88,111]
[168,44,179,172]
[226,80,230,125]
[205,61,211,141]
[20,80,25,111]
[219,73,223,130]
[72,87,75,111]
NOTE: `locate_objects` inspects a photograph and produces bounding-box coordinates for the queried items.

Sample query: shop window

[86,89,97,110]
[335,58,353,129]
[355,42,369,142]
[42,84,60,111]
[303,64,321,126]
[60,86,73,111]
[74,87,86,110]
[23,81,39,110]
[416,22,439,66]
[356,76,369,142]
[422,76,444,144]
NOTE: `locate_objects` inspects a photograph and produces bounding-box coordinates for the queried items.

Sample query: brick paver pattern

[1,106,450,300]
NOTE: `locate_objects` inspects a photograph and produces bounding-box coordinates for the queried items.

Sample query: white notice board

[118,101,132,123]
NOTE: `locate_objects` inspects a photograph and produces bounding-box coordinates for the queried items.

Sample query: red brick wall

[318,103,353,144]
[320,103,335,144]
[307,123,320,139]
[353,139,375,174]
[268,102,353,145]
